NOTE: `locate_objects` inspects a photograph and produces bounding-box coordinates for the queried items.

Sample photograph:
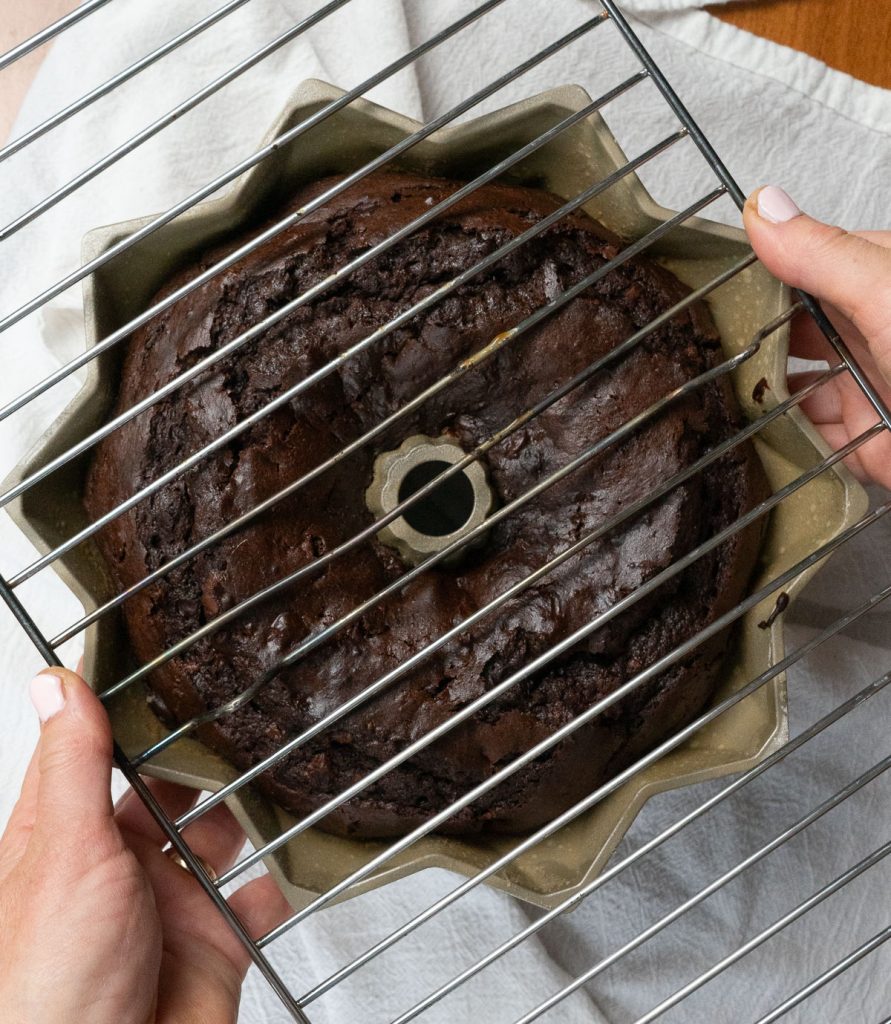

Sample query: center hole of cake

[398,460,476,537]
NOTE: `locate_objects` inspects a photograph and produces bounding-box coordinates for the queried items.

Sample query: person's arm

[0,0,78,144]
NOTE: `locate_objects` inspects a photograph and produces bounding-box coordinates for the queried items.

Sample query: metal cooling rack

[1,1,889,1020]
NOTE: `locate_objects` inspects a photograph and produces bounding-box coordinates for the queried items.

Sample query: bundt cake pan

[3,80,867,912]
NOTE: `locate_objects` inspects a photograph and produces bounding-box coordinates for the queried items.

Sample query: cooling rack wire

[0,1,889,1021]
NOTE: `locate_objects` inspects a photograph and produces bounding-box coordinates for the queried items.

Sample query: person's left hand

[0,667,289,1024]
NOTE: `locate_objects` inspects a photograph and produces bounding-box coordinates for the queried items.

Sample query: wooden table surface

[708,0,891,90]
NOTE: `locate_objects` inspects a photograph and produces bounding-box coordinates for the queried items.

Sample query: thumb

[29,668,114,839]
[744,186,891,375]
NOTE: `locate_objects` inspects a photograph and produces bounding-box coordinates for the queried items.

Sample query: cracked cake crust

[85,171,769,838]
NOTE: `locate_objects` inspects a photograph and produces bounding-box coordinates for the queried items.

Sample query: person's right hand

[744,186,891,489]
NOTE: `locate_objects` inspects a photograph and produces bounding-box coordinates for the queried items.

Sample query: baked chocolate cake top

[85,171,768,838]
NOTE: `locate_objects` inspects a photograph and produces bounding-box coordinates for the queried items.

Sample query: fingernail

[29,673,66,722]
[757,186,802,224]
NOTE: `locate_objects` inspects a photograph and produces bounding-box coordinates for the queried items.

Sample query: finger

[129,800,247,891]
[176,801,248,878]
[790,303,875,368]
[786,381,872,481]
[851,229,891,250]
[115,778,199,845]
[787,372,890,485]
[128,826,266,988]
[834,374,891,487]
[3,747,40,835]
[227,873,292,951]
[790,310,841,365]
[744,187,891,374]
[812,422,870,483]
[788,372,843,424]
[151,875,292,1024]
[29,668,114,840]
[0,748,41,877]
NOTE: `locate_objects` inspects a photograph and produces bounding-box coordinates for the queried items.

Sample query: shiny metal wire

[0,0,356,241]
[1,2,889,1022]
[97,187,728,698]
[231,452,884,900]
[0,0,114,73]
[526,833,891,1024]
[750,926,891,1024]
[0,0,255,165]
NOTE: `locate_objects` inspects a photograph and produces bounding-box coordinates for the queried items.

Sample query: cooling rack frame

[0,2,889,1021]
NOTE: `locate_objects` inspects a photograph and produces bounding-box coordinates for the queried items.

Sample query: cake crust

[85,171,769,837]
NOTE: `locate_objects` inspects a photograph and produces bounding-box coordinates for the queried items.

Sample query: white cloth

[1,2,890,1021]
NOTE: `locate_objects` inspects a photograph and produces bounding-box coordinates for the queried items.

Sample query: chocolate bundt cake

[85,171,768,838]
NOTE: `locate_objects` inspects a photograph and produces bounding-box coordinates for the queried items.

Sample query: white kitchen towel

[1,2,889,1022]
[622,0,891,133]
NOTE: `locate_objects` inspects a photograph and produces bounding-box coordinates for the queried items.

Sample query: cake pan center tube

[365,434,494,565]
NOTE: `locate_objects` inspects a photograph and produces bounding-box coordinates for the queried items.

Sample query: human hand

[0,668,288,1024]
[744,186,891,488]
